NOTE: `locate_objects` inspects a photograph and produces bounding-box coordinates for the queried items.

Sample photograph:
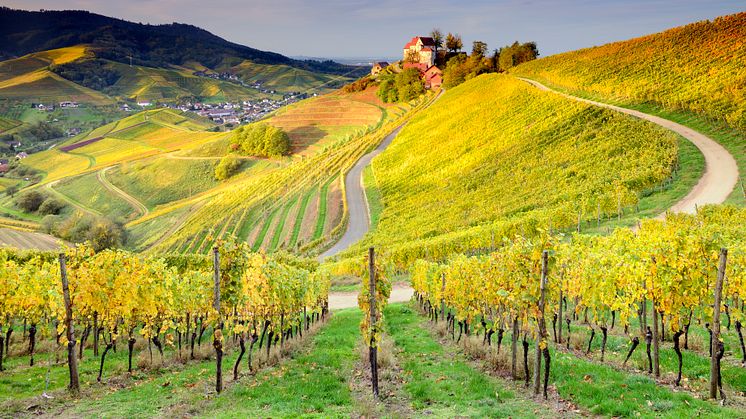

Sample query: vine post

[533,250,550,397]
[59,253,80,393]
[440,273,446,320]
[368,247,379,398]
[710,248,727,399]
[213,246,223,394]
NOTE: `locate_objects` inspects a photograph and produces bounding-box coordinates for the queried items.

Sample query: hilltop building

[371,61,389,76]
[403,36,436,66]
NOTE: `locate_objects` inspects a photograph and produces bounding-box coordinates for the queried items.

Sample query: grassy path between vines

[406,301,743,418]
[384,303,559,418]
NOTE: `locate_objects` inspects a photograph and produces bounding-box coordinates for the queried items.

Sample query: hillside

[0,8,364,104]
[0,7,357,75]
[512,12,746,133]
[338,74,686,264]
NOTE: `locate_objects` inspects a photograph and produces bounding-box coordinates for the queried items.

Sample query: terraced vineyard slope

[338,74,684,266]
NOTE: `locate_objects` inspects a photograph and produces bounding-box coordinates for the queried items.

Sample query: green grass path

[384,304,555,417]
[202,310,361,418]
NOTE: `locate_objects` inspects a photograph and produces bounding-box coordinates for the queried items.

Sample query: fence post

[368,247,379,397]
[440,273,446,320]
[213,246,223,394]
[59,253,79,392]
[710,248,727,399]
[534,250,549,396]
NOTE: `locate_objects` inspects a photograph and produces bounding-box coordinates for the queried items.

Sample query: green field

[53,172,137,220]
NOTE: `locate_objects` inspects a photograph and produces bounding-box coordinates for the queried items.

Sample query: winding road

[326,80,740,310]
[318,125,405,260]
[518,77,739,215]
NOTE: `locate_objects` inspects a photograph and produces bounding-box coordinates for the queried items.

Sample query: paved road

[318,125,405,260]
[518,77,739,215]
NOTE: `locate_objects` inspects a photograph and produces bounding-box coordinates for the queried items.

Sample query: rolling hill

[0,8,365,104]
[336,74,691,266]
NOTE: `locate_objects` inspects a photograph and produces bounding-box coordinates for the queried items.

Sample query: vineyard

[0,240,329,406]
[140,90,430,255]
[335,74,685,268]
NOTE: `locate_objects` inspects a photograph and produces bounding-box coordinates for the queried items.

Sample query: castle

[402,36,436,66]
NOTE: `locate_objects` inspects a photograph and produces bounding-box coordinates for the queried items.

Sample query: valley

[0,5,744,418]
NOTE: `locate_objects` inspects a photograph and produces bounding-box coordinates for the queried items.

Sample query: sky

[3,0,744,59]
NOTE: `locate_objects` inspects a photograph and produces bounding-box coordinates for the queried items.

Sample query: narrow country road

[97,166,149,217]
[326,81,739,311]
[320,90,444,261]
[518,77,739,215]
[318,125,404,260]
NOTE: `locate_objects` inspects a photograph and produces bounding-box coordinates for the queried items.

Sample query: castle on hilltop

[402,36,436,67]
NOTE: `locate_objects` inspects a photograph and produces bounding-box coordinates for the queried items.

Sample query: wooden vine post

[533,250,550,398]
[440,273,446,320]
[368,247,379,397]
[710,248,727,399]
[59,253,80,393]
[213,246,223,394]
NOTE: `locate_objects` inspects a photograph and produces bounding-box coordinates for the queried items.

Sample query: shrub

[17,190,46,212]
[38,198,66,215]
[229,123,290,158]
[215,155,242,180]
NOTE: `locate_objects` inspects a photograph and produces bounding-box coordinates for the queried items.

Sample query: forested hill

[0,7,356,75]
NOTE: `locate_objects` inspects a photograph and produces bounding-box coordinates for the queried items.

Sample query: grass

[407,301,743,418]
[514,76,746,207]
[108,158,219,210]
[54,171,137,220]
[362,165,383,230]
[288,188,314,248]
[200,310,360,418]
[312,180,332,241]
[269,197,297,251]
[384,303,554,417]
[252,207,279,251]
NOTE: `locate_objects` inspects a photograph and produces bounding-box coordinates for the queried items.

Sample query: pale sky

[3,0,743,58]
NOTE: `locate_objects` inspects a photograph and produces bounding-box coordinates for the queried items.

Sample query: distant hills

[0,7,365,104]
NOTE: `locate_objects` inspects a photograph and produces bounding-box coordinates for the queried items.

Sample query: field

[338,74,682,264]
[100,59,272,103]
[223,59,353,94]
[53,172,137,221]
[267,87,386,154]
[143,92,428,255]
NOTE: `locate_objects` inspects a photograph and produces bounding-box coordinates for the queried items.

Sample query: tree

[430,28,444,56]
[498,41,539,71]
[38,198,65,215]
[446,33,463,53]
[215,155,242,181]
[404,49,420,64]
[17,191,45,212]
[230,123,290,158]
[472,41,488,59]
[86,218,126,251]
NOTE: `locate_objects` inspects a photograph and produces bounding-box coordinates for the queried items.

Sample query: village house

[370,61,389,76]
[423,65,443,89]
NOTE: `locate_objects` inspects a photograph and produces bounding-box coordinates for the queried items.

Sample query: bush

[44,211,127,251]
[376,69,424,103]
[215,155,242,180]
[17,190,46,212]
[38,198,66,215]
[229,123,290,158]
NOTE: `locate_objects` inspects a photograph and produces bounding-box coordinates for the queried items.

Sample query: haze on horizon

[2,0,743,59]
